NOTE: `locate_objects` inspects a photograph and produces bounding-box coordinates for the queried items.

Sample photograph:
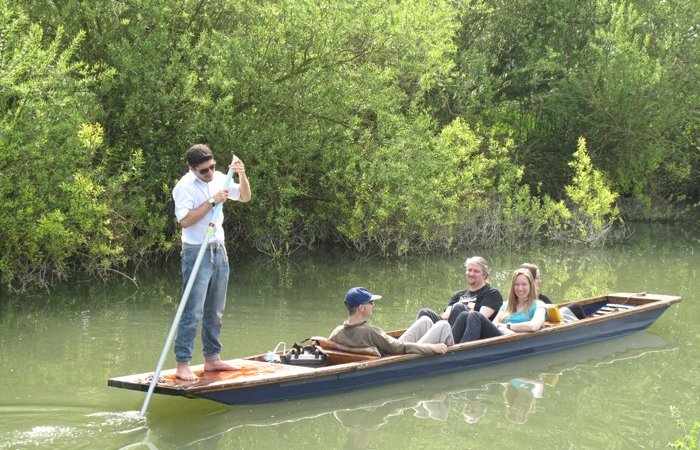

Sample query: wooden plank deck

[108,358,315,392]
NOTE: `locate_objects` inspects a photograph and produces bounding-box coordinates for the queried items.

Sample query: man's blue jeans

[174,243,230,364]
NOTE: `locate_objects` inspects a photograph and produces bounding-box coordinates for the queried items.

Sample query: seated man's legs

[417,320,455,346]
[447,302,468,327]
[399,316,434,343]
[416,308,442,323]
[400,316,454,346]
[458,312,502,343]
[564,302,587,319]
[452,311,468,342]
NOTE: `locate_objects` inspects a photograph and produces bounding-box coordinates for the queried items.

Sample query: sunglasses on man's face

[197,161,216,175]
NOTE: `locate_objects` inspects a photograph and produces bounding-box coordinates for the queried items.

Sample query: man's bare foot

[204,358,238,372]
[176,363,199,381]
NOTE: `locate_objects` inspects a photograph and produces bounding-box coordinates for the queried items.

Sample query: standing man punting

[171,144,251,381]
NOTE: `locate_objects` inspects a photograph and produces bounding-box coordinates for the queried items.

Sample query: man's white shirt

[173,170,241,245]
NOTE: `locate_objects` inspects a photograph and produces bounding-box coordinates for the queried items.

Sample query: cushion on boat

[545,304,563,323]
[311,336,382,357]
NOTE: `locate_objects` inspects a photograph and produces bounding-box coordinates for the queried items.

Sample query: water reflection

[0,327,675,449]
[328,371,555,448]
[502,374,557,424]
[146,332,672,449]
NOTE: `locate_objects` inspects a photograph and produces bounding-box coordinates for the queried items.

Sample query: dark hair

[344,302,359,315]
[519,263,539,281]
[186,144,213,167]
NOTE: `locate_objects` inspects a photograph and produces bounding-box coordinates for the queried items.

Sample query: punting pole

[139,154,238,417]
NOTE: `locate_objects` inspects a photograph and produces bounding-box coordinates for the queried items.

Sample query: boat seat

[310,336,382,365]
[311,336,381,357]
[323,349,381,365]
[593,303,636,316]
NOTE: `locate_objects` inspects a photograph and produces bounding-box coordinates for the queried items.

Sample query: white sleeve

[227,183,241,201]
[173,182,194,222]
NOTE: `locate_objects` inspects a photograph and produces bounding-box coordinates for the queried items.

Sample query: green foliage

[434,119,569,249]
[561,2,668,202]
[177,0,460,256]
[445,0,699,214]
[558,137,620,246]
[0,2,102,288]
[334,117,572,254]
[337,112,453,255]
[0,2,149,290]
[0,0,697,291]
[669,406,699,449]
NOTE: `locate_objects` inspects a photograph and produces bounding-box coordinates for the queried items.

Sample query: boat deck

[108,359,316,395]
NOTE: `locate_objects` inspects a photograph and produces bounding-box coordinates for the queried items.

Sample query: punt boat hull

[107,292,680,405]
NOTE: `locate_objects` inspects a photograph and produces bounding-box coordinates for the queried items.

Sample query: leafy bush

[550,137,620,246]
[1,0,696,291]
[0,4,104,288]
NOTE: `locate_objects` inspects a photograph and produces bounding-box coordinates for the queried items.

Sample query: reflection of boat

[108,293,679,405]
[138,331,672,447]
[502,375,552,424]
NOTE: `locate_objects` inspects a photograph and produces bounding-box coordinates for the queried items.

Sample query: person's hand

[211,189,230,203]
[229,158,245,175]
[497,323,515,335]
[433,343,448,354]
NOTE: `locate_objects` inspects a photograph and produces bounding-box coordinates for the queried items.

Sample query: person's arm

[179,201,210,229]
[230,159,251,203]
[492,311,506,325]
[505,306,546,333]
[442,290,466,319]
[479,306,497,320]
[179,188,229,229]
[478,287,504,320]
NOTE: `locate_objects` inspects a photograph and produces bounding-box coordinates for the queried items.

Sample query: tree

[0,2,121,288]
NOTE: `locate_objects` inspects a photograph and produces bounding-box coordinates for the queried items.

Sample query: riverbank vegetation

[670,407,699,449]
[1,0,697,290]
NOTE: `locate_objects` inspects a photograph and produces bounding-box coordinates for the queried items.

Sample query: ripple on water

[0,406,146,449]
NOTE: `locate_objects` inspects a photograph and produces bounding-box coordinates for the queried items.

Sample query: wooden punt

[107,292,680,405]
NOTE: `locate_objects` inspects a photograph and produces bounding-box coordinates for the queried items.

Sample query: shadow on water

[128,331,672,448]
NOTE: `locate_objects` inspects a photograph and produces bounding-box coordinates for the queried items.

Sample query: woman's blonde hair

[505,268,538,315]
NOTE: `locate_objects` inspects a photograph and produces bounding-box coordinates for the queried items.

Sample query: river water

[1,224,698,449]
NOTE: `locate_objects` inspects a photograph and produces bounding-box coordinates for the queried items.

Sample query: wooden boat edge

[107,292,680,398]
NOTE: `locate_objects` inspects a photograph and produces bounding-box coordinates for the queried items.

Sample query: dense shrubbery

[1,0,697,290]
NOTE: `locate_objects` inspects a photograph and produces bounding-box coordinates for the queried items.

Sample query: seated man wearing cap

[329,287,453,356]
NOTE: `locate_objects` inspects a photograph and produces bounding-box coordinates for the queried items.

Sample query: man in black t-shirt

[417,256,503,326]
